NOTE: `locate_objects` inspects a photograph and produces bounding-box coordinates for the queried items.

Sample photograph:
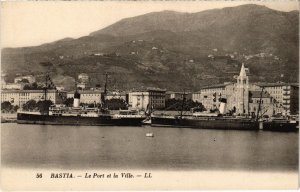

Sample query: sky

[1,1,299,48]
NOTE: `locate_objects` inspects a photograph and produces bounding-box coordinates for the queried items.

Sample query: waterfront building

[195,82,234,111]
[1,83,24,90]
[192,91,201,102]
[258,83,299,115]
[1,90,66,107]
[128,88,166,110]
[67,90,103,104]
[166,91,192,100]
[105,91,127,101]
[248,90,275,117]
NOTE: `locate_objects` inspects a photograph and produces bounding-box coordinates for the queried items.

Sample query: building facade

[67,90,103,104]
[105,91,127,101]
[128,88,166,110]
[1,83,24,90]
[1,90,66,107]
[192,92,201,102]
[166,91,192,100]
[248,91,275,117]
[259,83,299,115]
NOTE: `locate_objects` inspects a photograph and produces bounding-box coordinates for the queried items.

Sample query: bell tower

[236,63,249,115]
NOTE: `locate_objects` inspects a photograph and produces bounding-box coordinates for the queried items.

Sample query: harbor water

[1,123,298,172]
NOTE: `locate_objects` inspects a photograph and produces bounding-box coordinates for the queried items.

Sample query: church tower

[236,63,249,115]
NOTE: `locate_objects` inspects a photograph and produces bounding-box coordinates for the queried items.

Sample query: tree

[13,105,19,112]
[31,82,38,89]
[23,100,37,111]
[63,98,74,107]
[1,101,13,112]
[36,100,53,113]
[23,82,43,90]
[165,98,205,111]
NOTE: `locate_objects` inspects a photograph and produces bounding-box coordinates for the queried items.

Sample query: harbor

[1,64,298,131]
[2,123,298,171]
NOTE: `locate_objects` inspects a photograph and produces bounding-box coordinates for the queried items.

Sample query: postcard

[1,1,299,190]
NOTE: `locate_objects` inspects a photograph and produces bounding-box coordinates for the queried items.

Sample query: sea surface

[1,123,298,171]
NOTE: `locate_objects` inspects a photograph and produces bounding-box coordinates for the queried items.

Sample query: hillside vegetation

[2,4,298,91]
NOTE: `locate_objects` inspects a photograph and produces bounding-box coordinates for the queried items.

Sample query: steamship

[17,74,146,126]
[17,90,146,126]
[151,98,260,130]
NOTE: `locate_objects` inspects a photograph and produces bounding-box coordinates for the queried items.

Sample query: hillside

[1,4,299,91]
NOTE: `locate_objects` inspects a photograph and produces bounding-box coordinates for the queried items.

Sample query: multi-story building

[67,90,103,104]
[192,91,201,102]
[166,91,192,100]
[258,83,299,115]
[248,90,275,117]
[105,91,127,101]
[128,88,166,110]
[193,82,235,111]
[1,83,24,90]
[1,90,66,107]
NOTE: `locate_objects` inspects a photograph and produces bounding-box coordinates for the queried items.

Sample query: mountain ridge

[1,4,299,91]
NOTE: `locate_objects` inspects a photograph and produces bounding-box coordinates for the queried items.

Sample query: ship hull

[17,113,145,126]
[263,121,298,132]
[151,116,260,130]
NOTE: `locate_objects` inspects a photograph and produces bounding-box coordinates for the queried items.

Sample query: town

[1,63,298,120]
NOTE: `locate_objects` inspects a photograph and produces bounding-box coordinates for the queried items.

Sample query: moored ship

[17,106,146,126]
[151,112,260,130]
[262,117,298,132]
[17,73,146,126]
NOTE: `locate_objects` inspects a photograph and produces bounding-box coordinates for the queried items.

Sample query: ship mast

[256,87,264,121]
[104,73,108,95]
[180,90,186,119]
[101,73,108,107]
[44,73,48,102]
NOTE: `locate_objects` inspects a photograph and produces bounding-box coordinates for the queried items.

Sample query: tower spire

[239,63,247,78]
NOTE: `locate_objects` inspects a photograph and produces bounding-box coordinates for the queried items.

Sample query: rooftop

[67,90,104,94]
[131,87,166,92]
[201,82,234,90]
[256,82,299,88]
[1,89,66,93]
[250,91,271,98]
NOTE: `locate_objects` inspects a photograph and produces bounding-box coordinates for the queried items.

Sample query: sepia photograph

[1,0,299,190]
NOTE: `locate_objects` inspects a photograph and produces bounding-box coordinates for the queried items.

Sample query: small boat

[146,133,154,137]
[142,118,151,125]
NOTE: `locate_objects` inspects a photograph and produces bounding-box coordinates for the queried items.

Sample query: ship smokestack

[73,90,80,108]
[219,98,227,114]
